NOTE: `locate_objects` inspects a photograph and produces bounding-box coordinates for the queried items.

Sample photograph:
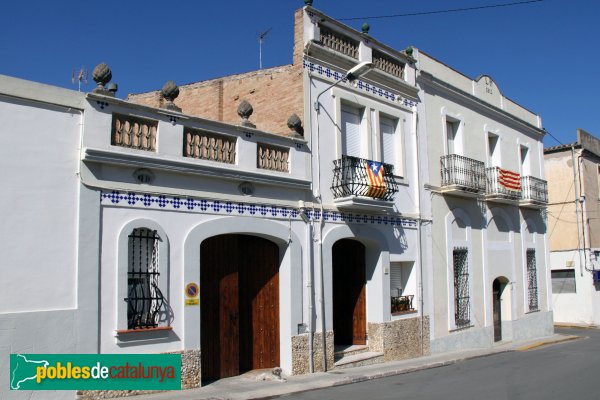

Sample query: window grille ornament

[527,249,539,311]
[126,228,166,329]
[453,248,470,328]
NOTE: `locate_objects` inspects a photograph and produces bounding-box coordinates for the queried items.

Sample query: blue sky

[0,0,596,146]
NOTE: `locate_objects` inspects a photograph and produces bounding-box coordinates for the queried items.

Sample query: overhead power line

[338,0,544,21]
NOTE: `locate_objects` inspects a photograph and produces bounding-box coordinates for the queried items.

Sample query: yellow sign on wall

[185,282,199,306]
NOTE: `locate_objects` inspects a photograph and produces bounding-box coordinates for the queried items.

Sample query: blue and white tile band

[101,191,418,228]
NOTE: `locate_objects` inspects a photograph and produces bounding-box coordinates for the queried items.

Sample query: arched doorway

[200,234,280,381]
[332,239,366,346]
[492,277,510,342]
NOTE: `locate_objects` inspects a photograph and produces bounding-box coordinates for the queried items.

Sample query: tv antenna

[71,67,88,92]
[258,28,272,69]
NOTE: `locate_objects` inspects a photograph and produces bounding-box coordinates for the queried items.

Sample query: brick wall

[129,8,306,137]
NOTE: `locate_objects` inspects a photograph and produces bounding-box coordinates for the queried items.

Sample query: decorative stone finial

[92,63,114,96]
[237,100,256,128]
[160,80,182,112]
[405,46,414,57]
[361,23,370,34]
[287,113,304,138]
[304,0,313,6]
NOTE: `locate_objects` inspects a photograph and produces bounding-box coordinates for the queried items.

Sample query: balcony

[520,176,548,208]
[485,167,521,204]
[331,155,398,211]
[440,154,486,197]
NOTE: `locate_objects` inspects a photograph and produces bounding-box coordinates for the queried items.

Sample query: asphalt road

[277,328,600,400]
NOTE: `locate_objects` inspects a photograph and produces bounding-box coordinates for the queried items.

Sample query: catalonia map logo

[10,354,181,390]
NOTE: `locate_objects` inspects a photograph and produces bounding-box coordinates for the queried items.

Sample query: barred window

[126,228,166,329]
[526,249,539,311]
[453,248,470,328]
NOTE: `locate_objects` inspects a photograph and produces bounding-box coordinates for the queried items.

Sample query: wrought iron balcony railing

[440,154,486,192]
[521,176,548,204]
[486,167,521,200]
[331,155,398,201]
[391,295,415,314]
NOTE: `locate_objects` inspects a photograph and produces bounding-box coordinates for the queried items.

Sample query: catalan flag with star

[365,160,386,198]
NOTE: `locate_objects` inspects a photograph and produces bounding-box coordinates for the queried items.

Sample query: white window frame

[332,87,407,178]
[441,108,464,157]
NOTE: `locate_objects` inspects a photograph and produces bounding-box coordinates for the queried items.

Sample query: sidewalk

[116,333,580,400]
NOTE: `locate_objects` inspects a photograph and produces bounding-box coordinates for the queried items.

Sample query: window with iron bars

[526,249,539,311]
[453,248,471,328]
[126,228,166,329]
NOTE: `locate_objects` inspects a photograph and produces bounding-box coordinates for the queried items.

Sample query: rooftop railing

[319,25,359,59]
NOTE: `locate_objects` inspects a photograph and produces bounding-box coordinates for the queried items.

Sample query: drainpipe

[412,54,426,356]
[299,204,314,373]
[571,145,584,277]
[318,200,327,371]
[412,104,425,356]
[307,68,328,372]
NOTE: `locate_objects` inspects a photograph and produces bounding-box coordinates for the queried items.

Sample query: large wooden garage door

[201,235,279,381]
[332,239,366,345]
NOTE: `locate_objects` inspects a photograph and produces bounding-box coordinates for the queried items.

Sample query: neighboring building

[545,129,600,325]
[415,50,553,350]
[0,2,555,400]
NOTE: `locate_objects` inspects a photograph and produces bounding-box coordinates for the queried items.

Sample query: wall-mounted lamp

[313,61,373,112]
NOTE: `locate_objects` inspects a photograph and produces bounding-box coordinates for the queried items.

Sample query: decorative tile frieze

[100,191,417,228]
[303,60,417,107]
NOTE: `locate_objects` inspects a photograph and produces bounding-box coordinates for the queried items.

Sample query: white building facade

[415,50,554,353]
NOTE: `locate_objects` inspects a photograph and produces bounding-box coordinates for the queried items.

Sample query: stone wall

[368,316,430,362]
[76,348,200,399]
[291,330,334,375]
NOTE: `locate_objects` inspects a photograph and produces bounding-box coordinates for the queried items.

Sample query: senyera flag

[498,168,521,191]
[365,160,387,198]
[10,354,181,391]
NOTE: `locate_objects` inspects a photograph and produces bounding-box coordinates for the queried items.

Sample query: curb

[514,335,582,351]
[251,351,512,400]
[555,323,599,330]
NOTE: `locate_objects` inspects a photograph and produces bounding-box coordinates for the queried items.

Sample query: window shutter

[390,262,403,296]
[446,121,456,155]
[380,116,396,166]
[341,106,362,157]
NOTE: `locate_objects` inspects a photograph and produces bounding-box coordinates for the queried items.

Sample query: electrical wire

[337,0,544,21]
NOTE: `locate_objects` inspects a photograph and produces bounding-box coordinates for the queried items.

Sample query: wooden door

[201,235,279,381]
[239,235,280,371]
[493,279,502,342]
[201,235,240,381]
[332,239,366,345]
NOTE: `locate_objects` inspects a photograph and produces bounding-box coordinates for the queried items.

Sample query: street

[277,328,599,400]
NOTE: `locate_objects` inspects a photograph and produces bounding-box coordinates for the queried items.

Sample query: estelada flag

[498,168,521,191]
[365,160,386,198]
